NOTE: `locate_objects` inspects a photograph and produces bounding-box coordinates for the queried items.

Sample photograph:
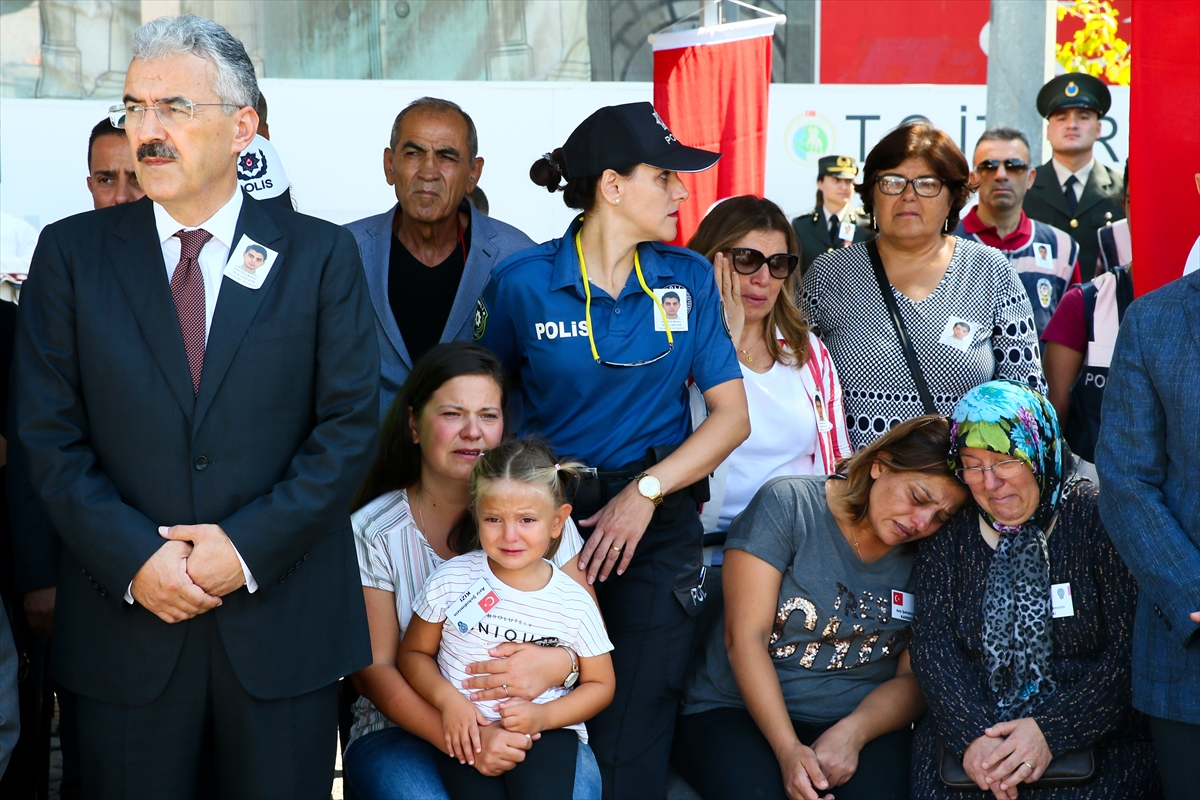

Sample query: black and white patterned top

[802,238,1046,450]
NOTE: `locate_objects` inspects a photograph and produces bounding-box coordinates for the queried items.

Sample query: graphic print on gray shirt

[681,475,918,724]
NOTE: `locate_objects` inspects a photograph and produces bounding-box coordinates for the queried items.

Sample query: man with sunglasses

[791,155,874,276]
[956,127,1080,336]
[1022,73,1124,281]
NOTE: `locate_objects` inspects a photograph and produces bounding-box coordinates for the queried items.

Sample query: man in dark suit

[1096,268,1200,800]
[11,15,378,798]
[790,154,874,276]
[345,97,534,418]
[1022,73,1124,281]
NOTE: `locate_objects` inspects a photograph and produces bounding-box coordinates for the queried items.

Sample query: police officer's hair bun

[530,149,568,193]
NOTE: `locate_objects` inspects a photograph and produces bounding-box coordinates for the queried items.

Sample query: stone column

[985,0,1056,163]
[37,0,84,98]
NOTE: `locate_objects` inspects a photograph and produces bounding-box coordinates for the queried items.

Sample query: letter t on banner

[652,10,783,246]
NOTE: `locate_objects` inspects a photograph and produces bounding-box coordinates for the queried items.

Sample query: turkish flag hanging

[653,18,779,246]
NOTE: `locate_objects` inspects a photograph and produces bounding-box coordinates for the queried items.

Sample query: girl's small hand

[442,697,485,765]
[496,697,545,735]
[714,251,745,345]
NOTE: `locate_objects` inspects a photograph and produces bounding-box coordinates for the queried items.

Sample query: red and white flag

[653,15,781,245]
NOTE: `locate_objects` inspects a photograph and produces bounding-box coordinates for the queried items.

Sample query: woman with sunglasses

[802,123,1045,451]
[686,196,851,556]
[910,380,1159,800]
[479,103,749,799]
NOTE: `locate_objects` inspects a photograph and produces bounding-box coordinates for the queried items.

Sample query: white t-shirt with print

[348,489,586,747]
[413,549,612,742]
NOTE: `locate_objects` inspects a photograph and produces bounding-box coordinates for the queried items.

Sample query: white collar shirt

[1051,158,1094,203]
[153,187,244,345]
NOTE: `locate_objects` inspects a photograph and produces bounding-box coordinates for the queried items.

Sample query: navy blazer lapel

[442,202,497,341]
[192,195,283,432]
[108,198,196,421]
[1031,161,1071,216]
[1074,161,1113,218]
[361,206,412,370]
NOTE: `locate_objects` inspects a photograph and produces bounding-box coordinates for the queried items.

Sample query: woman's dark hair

[687,195,811,368]
[350,342,507,513]
[530,148,637,212]
[857,123,976,230]
[835,415,955,524]
[452,438,584,559]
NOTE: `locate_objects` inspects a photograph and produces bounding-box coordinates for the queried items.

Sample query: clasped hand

[963,718,1052,800]
[130,524,245,624]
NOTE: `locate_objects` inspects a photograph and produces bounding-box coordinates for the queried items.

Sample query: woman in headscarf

[909,380,1160,799]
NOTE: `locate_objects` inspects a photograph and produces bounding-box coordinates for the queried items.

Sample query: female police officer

[478,102,749,799]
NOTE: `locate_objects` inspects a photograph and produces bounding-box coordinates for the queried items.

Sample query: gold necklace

[411,488,429,533]
[850,528,864,561]
[739,349,754,364]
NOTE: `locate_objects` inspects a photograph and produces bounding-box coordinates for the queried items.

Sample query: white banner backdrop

[1,80,1127,246]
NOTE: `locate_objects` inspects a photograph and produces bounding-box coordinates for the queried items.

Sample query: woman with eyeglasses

[479,102,749,799]
[910,380,1159,800]
[685,196,851,559]
[674,416,968,800]
[802,123,1045,452]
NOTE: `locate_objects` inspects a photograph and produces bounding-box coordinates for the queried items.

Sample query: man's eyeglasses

[875,175,945,197]
[109,99,237,129]
[975,158,1029,174]
[727,248,799,280]
[955,458,1030,485]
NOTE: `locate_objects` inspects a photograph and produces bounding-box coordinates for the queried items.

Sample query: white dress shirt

[1052,158,1095,204]
[125,188,258,602]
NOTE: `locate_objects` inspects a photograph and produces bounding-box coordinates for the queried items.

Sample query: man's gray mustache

[138,142,180,161]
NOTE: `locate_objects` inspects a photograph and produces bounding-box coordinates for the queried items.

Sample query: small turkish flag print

[478,591,499,613]
[893,591,904,606]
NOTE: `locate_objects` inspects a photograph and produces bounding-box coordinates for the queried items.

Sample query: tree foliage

[1056,0,1131,86]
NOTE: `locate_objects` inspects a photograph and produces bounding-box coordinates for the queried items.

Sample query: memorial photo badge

[654,284,691,332]
[223,235,279,290]
[938,316,976,352]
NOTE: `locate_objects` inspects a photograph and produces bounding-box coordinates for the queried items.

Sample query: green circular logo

[785,114,837,164]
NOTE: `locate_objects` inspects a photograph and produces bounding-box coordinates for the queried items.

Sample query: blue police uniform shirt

[480,216,741,471]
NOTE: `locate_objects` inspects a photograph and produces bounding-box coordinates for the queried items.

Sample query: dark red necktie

[171,228,212,394]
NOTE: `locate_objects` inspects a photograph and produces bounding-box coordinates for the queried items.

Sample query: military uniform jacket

[1023,159,1124,282]
[792,208,874,277]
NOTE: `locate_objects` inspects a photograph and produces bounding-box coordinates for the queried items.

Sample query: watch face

[638,475,661,497]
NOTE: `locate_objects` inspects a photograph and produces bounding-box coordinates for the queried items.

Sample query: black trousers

[673,706,912,800]
[437,728,578,800]
[575,486,705,800]
[74,612,338,800]
[1149,715,1200,800]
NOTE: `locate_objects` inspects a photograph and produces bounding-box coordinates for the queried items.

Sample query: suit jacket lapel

[362,206,412,370]
[442,202,496,341]
[1074,161,1112,218]
[1031,161,1071,217]
[108,198,196,421]
[1185,272,1200,356]
[192,196,283,433]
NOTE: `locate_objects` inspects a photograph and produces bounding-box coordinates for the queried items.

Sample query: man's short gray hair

[132,15,259,111]
[389,97,479,160]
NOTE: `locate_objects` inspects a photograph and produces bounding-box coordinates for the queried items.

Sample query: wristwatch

[561,645,580,689]
[634,472,664,506]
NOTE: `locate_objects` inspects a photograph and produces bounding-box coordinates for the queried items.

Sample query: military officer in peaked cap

[792,154,875,276]
[1023,72,1125,281]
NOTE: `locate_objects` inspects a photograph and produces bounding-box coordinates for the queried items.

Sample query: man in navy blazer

[345,97,534,418]
[11,15,378,797]
[1096,269,1200,800]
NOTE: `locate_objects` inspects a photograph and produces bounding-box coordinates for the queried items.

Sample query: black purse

[865,240,937,416]
[935,739,1096,791]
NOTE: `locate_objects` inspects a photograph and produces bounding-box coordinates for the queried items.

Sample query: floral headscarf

[948,380,1074,721]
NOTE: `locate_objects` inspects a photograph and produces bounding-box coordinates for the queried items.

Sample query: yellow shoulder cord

[574,228,674,364]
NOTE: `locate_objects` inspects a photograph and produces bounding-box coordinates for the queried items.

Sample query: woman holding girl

[674,416,968,800]
[342,342,602,800]
[399,439,615,800]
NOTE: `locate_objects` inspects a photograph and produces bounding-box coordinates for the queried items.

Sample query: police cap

[1037,73,1111,118]
[562,102,720,180]
[817,155,858,178]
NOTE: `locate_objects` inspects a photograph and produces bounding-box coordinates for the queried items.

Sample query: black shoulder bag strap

[866,239,937,415]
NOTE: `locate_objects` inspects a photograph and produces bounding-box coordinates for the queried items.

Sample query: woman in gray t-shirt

[675,416,967,800]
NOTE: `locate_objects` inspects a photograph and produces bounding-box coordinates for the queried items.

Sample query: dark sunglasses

[728,248,799,279]
[975,158,1029,173]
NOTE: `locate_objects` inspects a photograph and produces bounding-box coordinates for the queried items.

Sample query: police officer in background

[1023,73,1124,281]
[482,102,749,800]
[791,154,874,276]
